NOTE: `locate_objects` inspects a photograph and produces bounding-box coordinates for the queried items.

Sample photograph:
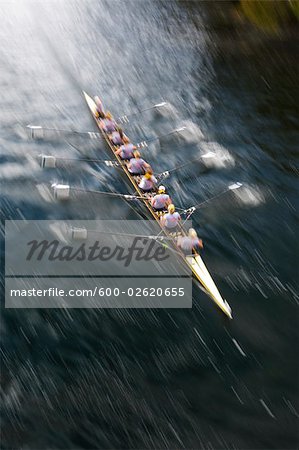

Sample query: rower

[115,136,136,160]
[127,150,150,175]
[161,204,181,231]
[94,96,105,119]
[177,228,203,255]
[100,112,117,133]
[151,185,171,211]
[138,169,157,192]
[110,127,125,146]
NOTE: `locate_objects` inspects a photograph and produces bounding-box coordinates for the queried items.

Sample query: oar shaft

[193,189,230,209]
[28,124,185,150]
[185,183,243,212]
[71,187,145,201]
[137,127,187,149]
[157,152,215,178]
[65,141,118,165]
[118,102,167,123]
[83,229,173,240]
[146,127,186,143]
[27,125,102,139]
[51,156,118,164]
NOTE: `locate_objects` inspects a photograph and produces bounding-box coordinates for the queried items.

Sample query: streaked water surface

[1,1,298,449]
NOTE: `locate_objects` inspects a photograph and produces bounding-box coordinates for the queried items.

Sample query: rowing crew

[94,101,128,147]
[95,105,182,231]
[161,204,203,253]
[94,103,155,181]
[157,199,204,255]
[151,186,181,231]
[94,99,150,171]
[95,105,138,161]
[140,179,203,253]
[94,96,203,253]
[95,102,178,215]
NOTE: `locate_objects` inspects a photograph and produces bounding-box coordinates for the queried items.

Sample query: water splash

[234,185,265,207]
[200,141,235,169]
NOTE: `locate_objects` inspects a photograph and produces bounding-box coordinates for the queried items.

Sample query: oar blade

[27,124,44,139]
[27,125,42,129]
[201,151,216,159]
[175,126,187,133]
[154,102,167,108]
[229,182,243,190]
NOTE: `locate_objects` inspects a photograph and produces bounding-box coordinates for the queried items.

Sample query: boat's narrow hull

[186,255,232,318]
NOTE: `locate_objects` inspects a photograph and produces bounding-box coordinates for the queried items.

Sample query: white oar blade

[154,102,167,108]
[159,171,170,179]
[71,226,88,241]
[201,152,216,159]
[51,183,70,200]
[40,155,56,168]
[229,182,243,190]
[175,126,187,133]
[27,125,42,129]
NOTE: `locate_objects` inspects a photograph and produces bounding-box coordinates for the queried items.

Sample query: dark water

[1,1,298,449]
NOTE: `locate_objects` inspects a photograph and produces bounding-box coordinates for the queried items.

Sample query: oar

[156,151,216,179]
[68,140,122,168]
[38,139,120,168]
[70,226,183,257]
[40,139,203,169]
[71,227,173,241]
[27,124,187,148]
[136,127,187,148]
[182,182,243,223]
[51,183,147,201]
[117,102,168,124]
[39,154,120,168]
[27,104,168,137]
[27,125,102,140]
[64,128,187,149]
[41,140,211,171]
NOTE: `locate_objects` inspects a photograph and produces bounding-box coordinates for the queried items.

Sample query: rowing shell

[83,91,232,319]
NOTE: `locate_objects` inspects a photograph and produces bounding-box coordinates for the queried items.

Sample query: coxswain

[151,186,171,211]
[94,96,105,119]
[138,169,157,192]
[127,151,150,175]
[110,127,126,146]
[177,228,203,255]
[115,136,136,160]
[161,204,181,231]
[100,112,117,133]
